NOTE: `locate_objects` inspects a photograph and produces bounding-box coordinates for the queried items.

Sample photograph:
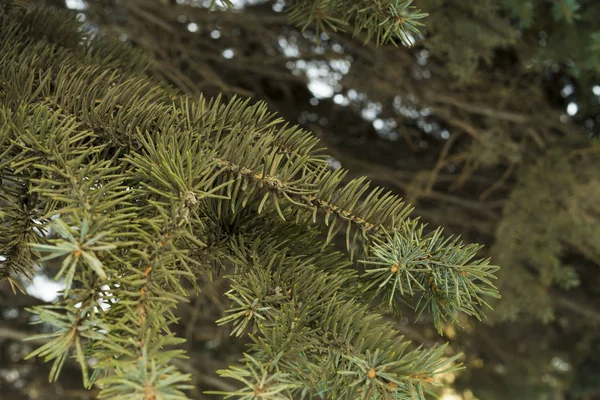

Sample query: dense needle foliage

[0,1,503,399]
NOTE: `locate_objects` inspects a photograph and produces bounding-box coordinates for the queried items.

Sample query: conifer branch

[361,220,500,333]
[211,232,461,399]
[0,2,499,398]
[285,0,428,46]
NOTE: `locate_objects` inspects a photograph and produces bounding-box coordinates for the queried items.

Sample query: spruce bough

[0,2,499,399]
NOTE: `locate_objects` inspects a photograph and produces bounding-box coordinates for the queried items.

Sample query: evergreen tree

[0,1,501,399]
[2,0,599,399]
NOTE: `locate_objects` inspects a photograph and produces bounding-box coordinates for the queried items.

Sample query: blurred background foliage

[1,0,599,399]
